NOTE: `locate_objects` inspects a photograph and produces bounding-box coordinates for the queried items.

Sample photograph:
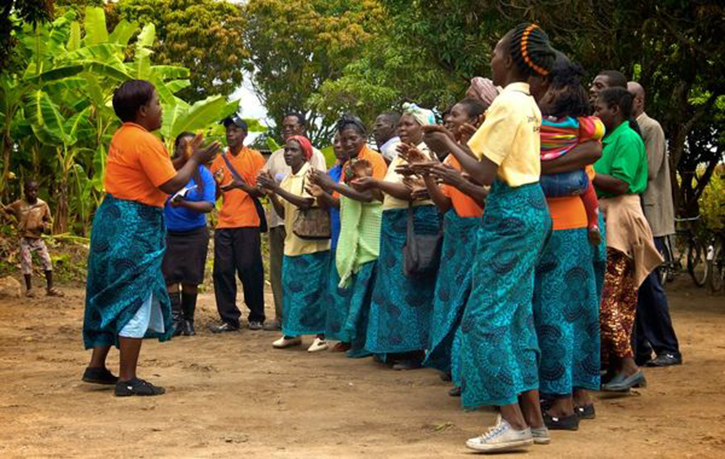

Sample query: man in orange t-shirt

[209,116,267,332]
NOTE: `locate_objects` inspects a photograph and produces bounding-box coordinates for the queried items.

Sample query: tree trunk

[54,173,69,234]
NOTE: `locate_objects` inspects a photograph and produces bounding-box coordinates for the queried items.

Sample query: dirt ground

[0,277,724,459]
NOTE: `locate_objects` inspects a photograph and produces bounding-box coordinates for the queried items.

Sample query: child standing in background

[2,179,63,297]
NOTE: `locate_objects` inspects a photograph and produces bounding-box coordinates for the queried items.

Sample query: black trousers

[213,227,265,327]
[633,236,681,361]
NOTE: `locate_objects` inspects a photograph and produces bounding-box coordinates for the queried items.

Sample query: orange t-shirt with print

[546,165,595,230]
[104,122,176,208]
[210,147,266,228]
[440,155,484,218]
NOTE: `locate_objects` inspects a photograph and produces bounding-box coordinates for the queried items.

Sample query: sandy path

[0,278,723,458]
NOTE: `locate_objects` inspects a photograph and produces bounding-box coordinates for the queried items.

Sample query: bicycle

[660,215,710,287]
[707,229,725,294]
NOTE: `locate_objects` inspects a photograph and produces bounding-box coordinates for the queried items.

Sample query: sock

[169,291,182,320]
[181,292,197,321]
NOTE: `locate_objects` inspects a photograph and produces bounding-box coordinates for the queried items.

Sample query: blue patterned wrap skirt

[366,206,442,355]
[83,195,173,349]
[325,249,352,342]
[460,181,551,408]
[282,250,331,337]
[424,210,480,374]
[533,228,601,395]
[342,261,377,358]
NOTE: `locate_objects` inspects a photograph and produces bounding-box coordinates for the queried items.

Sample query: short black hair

[545,55,591,119]
[506,23,556,78]
[112,80,155,122]
[599,87,633,117]
[599,87,643,138]
[379,111,401,127]
[285,112,306,127]
[598,70,627,89]
[336,114,367,136]
[24,179,38,189]
[457,97,487,119]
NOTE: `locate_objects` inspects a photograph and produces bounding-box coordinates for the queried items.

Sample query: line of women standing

[262,22,661,454]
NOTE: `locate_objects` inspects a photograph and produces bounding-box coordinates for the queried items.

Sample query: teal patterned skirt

[460,181,552,408]
[366,206,442,355]
[83,195,173,349]
[424,210,480,374]
[282,250,330,337]
[342,261,377,358]
[325,249,352,342]
[533,227,601,395]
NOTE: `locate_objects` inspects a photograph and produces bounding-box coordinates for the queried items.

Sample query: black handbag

[221,152,268,233]
[403,206,443,277]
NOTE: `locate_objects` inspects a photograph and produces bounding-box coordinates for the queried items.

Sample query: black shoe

[82,367,118,385]
[172,319,184,337]
[448,386,462,397]
[183,320,195,336]
[248,321,264,331]
[574,404,596,420]
[210,322,239,333]
[115,377,165,397]
[392,359,423,371]
[601,370,647,392]
[646,353,682,367]
[543,412,580,431]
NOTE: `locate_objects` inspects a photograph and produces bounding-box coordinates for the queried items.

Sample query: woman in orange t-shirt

[530,56,605,429]
[419,98,488,393]
[82,80,219,397]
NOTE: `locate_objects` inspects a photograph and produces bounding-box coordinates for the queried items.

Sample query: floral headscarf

[402,103,436,127]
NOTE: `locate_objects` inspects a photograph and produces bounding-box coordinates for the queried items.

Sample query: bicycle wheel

[657,237,675,285]
[687,238,709,287]
[709,237,724,293]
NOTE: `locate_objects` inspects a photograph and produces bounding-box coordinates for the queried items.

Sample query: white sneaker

[530,426,551,445]
[465,416,534,453]
[272,336,302,349]
[307,337,329,353]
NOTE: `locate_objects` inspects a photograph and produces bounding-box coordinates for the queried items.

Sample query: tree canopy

[106,0,249,102]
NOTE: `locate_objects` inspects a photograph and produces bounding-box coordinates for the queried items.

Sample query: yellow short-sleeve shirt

[467,82,541,187]
[280,162,331,257]
[382,142,435,211]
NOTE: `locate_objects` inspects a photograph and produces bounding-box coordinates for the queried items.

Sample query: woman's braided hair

[508,23,556,78]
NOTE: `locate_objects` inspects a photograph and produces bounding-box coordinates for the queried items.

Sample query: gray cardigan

[637,113,675,237]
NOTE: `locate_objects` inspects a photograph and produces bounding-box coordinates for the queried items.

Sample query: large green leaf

[166,79,192,94]
[81,61,132,82]
[65,108,94,143]
[169,95,232,142]
[109,20,139,47]
[150,65,190,80]
[67,21,81,51]
[84,7,109,46]
[136,23,156,48]
[27,90,72,146]
[24,65,85,86]
[64,43,125,65]
[91,144,107,192]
